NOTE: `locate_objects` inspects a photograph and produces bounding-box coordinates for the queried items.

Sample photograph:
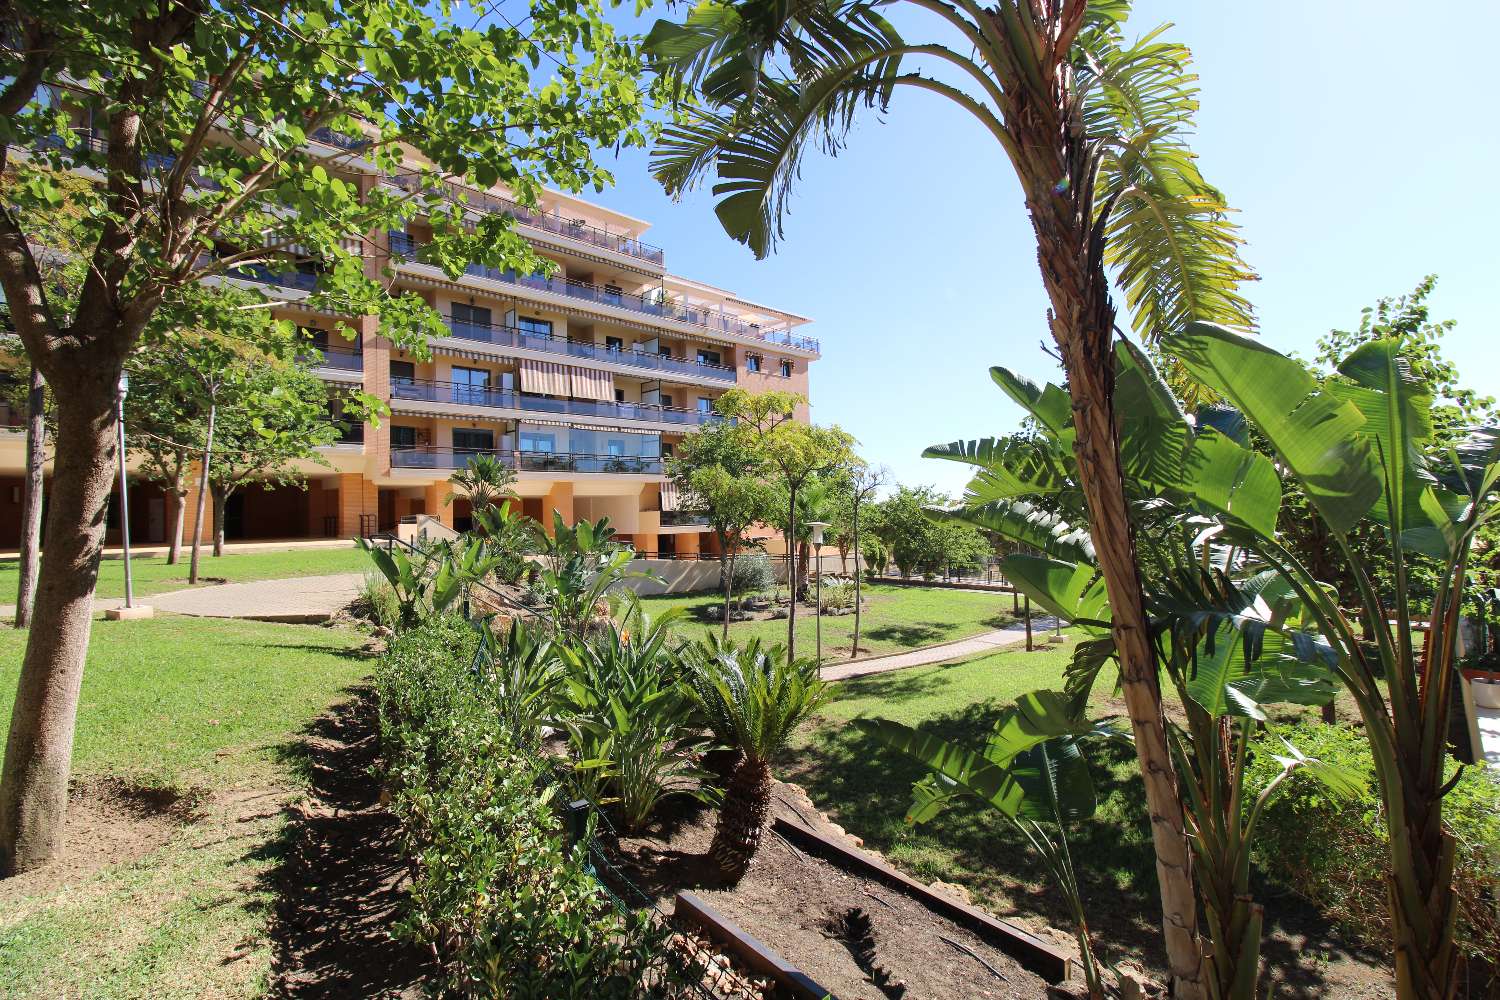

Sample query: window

[451,366,491,404]
[779,360,793,378]
[607,439,625,457]
[661,393,674,409]
[451,302,492,336]
[615,389,625,402]
[696,348,722,368]
[658,345,673,358]
[605,335,625,353]
[453,428,494,453]
[697,396,713,414]
[303,326,330,351]
[662,442,674,458]
[746,354,761,373]
[391,425,418,450]
[517,316,553,339]
[520,431,557,453]
[603,283,623,305]
[390,360,416,385]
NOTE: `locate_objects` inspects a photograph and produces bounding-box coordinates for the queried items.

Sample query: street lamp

[807,521,830,666]
[105,374,152,620]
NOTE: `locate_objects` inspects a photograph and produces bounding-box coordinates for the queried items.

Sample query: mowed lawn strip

[0,544,368,603]
[0,615,370,999]
[642,583,1021,657]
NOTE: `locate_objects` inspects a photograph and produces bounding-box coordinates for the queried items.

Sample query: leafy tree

[713,389,855,659]
[668,406,777,636]
[875,485,986,579]
[644,5,1260,987]
[123,345,202,566]
[848,464,887,656]
[0,0,651,876]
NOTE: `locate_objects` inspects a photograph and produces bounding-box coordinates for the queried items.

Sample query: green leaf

[1165,322,1381,535]
[1000,555,1110,624]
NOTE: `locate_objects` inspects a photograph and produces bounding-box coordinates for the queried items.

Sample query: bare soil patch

[0,776,200,904]
[607,780,1050,1000]
[264,689,434,999]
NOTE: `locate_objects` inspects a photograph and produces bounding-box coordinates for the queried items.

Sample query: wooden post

[1024,595,1033,652]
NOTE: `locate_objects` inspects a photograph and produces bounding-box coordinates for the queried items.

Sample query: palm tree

[685,635,828,883]
[646,5,1256,993]
[445,453,516,514]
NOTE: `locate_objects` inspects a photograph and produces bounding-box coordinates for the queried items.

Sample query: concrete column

[337,473,378,537]
[675,531,701,557]
[423,482,455,528]
[542,480,574,535]
[359,314,391,475]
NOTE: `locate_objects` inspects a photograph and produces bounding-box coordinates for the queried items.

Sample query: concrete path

[820,616,1062,682]
[147,572,365,623]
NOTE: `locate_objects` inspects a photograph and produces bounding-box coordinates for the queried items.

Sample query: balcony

[304,343,364,372]
[389,231,819,353]
[391,447,514,471]
[659,510,711,527]
[390,377,722,427]
[444,317,736,383]
[387,173,665,267]
[390,447,663,476]
[230,262,320,291]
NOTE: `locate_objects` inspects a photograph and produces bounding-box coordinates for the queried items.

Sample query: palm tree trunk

[14,366,45,629]
[1011,78,1206,999]
[710,755,771,884]
[0,370,118,874]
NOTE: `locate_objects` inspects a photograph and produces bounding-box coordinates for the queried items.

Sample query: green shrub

[375,617,698,998]
[725,552,775,597]
[356,571,402,630]
[820,576,857,613]
[1247,721,1500,968]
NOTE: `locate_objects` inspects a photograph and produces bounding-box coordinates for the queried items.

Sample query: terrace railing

[443,316,736,383]
[390,377,720,427]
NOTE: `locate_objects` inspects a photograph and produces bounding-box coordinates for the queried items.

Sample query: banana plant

[359,535,503,631]
[855,693,1118,999]
[1159,323,1500,1000]
[927,344,1364,1000]
[530,514,656,639]
[472,617,561,750]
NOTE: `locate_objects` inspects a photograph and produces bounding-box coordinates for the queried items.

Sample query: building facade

[0,132,821,554]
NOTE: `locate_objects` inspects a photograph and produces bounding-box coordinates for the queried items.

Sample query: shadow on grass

[259,642,375,662]
[786,700,1388,997]
[863,622,948,648]
[254,685,433,998]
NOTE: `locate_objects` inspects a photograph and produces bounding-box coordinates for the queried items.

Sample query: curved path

[819,615,1062,682]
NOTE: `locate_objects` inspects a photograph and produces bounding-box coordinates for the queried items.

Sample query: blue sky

[582,1,1500,496]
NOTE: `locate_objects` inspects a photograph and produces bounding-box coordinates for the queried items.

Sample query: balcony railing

[390,377,721,426]
[303,343,364,372]
[230,262,320,291]
[659,510,712,527]
[390,447,663,475]
[444,317,736,383]
[391,447,514,470]
[389,231,819,353]
[387,173,665,267]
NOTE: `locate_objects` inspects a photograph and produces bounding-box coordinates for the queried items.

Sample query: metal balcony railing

[387,172,665,266]
[389,231,819,353]
[443,317,736,383]
[302,343,364,371]
[230,262,320,291]
[390,448,663,475]
[390,377,721,427]
[659,510,712,527]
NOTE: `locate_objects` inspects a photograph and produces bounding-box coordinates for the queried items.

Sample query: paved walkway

[820,616,1062,682]
[144,572,366,622]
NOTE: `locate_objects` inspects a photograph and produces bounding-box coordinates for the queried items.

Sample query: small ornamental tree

[669,415,776,636]
[0,0,652,876]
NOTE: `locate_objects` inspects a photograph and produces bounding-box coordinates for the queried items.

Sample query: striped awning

[570,365,614,402]
[660,481,681,512]
[519,359,569,396]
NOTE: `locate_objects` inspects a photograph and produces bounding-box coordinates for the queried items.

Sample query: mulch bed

[605,780,1051,1000]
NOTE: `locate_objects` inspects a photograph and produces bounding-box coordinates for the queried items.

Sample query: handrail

[442,317,737,382]
[389,230,820,354]
[386,172,665,266]
[390,377,722,426]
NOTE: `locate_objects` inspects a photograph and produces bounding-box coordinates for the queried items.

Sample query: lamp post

[105,374,152,620]
[807,521,830,666]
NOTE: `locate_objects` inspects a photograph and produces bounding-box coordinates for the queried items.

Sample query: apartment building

[0,129,821,555]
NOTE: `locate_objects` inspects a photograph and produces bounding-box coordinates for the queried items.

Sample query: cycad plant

[646,4,1256,991]
[684,635,828,882]
[445,452,516,513]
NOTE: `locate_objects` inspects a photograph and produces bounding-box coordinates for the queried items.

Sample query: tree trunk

[720,529,735,642]
[1010,69,1206,997]
[0,372,119,875]
[786,487,797,659]
[13,366,45,629]
[211,484,227,558]
[710,755,771,885]
[166,486,186,566]
[852,500,862,658]
[188,404,215,585]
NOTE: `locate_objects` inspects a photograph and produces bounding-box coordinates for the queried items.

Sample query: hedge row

[374,616,698,999]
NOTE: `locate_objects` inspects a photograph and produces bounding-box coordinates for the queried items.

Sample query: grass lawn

[0,545,368,603]
[0,615,370,999]
[785,636,1168,968]
[642,583,1023,657]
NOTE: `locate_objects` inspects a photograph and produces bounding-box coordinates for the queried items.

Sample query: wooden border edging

[771,817,1073,984]
[673,890,838,1000]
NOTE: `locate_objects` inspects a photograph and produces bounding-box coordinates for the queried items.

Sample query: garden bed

[605,779,1054,1000]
